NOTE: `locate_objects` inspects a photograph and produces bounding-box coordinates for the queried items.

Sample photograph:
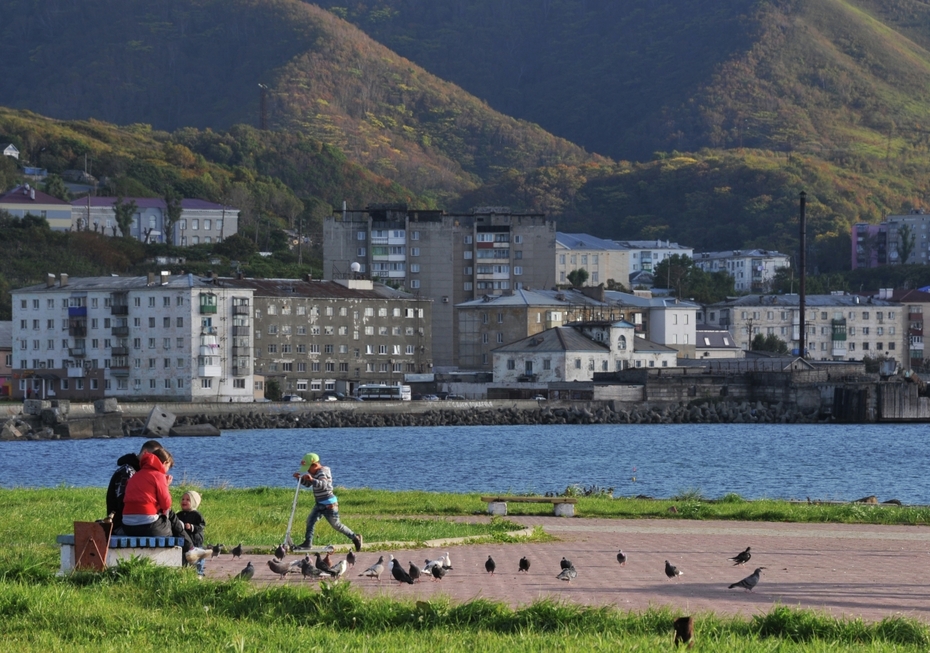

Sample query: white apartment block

[603,290,699,359]
[693,249,790,292]
[700,294,906,362]
[614,240,693,275]
[70,197,239,245]
[555,233,630,287]
[11,272,254,402]
[324,204,556,368]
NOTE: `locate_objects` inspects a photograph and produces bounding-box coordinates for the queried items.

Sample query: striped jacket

[303,465,337,505]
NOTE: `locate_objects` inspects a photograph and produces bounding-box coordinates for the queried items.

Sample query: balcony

[111,326,129,337]
[109,367,130,377]
[233,304,250,316]
[66,367,86,378]
[232,326,249,336]
[232,346,251,356]
[68,347,86,357]
[198,365,222,377]
[68,306,87,317]
[201,326,217,335]
[68,327,87,337]
[111,346,129,356]
[233,365,250,376]
[110,305,129,316]
[200,304,217,315]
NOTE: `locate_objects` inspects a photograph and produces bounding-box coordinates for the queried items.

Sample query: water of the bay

[1,423,928,502]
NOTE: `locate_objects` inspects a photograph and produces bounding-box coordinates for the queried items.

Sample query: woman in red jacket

[121,447,181,538]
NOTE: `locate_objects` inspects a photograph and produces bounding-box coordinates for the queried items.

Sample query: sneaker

[293,540,312,551]
[352,534,363,552]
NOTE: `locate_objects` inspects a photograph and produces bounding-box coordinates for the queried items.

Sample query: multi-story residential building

[603,290,699,359]
[858,288,930,368]
[693,249,790,292]
[11,273,254,402]
[0,184,73,230]
[700,294,906,362]
[614,240,693,275]
[456,288,614,371]
[851,222,889,270]
[852,210,930,269]
[0,321,12,397]
[555,233,630,287]
[224,276,431,398]
[492,320,678,385]
[70,197,239,245]
[324,204,556,368]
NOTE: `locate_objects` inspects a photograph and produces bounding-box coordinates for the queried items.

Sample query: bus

[355,384,412,401]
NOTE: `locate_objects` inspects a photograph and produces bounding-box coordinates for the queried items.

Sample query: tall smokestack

[798,191,807,358]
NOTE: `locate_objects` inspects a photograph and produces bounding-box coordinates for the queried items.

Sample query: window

[201,379,212,388]
[411,231,419,241]
[574,358,581,369]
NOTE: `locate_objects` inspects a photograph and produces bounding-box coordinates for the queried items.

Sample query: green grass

[3,488,930,651]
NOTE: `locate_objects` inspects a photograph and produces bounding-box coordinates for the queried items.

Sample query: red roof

[0,185,70,206]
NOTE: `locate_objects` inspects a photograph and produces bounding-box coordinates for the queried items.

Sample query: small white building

[2,143,19,159]
[693,249,790,293]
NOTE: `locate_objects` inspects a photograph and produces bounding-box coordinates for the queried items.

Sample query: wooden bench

[57,522,185,574]
[480,496,578,517]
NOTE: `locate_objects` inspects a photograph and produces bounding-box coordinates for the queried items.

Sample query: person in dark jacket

[292,452,362,552]
[104,440,165,533]
[176,490,206,575]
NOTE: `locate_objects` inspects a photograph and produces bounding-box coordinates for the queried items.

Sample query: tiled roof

[494,326,609,354]
[0,185,70,206]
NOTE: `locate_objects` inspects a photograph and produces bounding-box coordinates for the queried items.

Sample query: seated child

[176,491,207,576]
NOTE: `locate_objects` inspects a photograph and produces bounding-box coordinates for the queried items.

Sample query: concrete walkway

[204,517,930,622]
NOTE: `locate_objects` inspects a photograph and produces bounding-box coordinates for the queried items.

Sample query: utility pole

[798,191,807,358]
[258,84,268,130]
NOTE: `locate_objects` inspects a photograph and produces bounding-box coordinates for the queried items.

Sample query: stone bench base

[56,534,184,574]
[480,497,577,517]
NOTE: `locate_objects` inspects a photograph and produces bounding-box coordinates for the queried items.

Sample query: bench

[480,496,578,517]
[57,522,185,574]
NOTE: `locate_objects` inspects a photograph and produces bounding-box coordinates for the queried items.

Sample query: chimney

[236,271,244,280]
[160,271,170,285]
[147,272,156,286]
[30,188,35,200]
[60,273,69,287]
[46,273,55,288]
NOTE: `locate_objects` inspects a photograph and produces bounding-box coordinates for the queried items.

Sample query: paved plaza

[205,516,930,622]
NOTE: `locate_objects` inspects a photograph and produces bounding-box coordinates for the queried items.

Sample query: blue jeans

[304,502,355,545]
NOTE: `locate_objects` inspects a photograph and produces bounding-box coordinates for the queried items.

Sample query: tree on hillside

[113,196,137,239]
[42,174,70,201]
[163,189,182,244]
[898,224,916,265]
[567,268,589,287]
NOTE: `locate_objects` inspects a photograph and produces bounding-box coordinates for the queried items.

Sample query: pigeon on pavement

[556,565,577,582]
[424,555,445,572]
[274,543,287,560]
[267,558,293,579]
[346,550,357,568]
[442,552,453,570]
[518,556,530,573]
[729,567,766,591]
[315,552,333,573]
[211,543,223,559]
[729,547,752,566]
[485,555,496,574]
[617,550,627,566]
[665,560,683,579]
[232,543,243,559]
[359,556,385,581]
[301,556,329,580]
[235,561,254,580]
[408,561,422,582]
[560,557,573,570]
[430,564,446,581]
[329,559,348,580]
[390,555,414,584]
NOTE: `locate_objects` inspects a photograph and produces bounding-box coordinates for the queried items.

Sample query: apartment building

[701,294,906,362]
[324,204,556,368]
[0,184,73,230]
[11,273,254,402]
[603,290,699,359]
[693,249,790,292]
[614,240,693,275]
[223,276,432,397]
[858,288,930,367]
[555,233,630,287]
[70,197,239,245]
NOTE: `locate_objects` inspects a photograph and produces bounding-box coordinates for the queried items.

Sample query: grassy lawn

[3,487,930,652]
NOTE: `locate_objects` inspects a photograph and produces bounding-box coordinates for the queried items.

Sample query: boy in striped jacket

[292,452,363,552]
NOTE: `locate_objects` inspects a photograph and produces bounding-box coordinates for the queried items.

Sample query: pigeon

[424,555,445,572]
[665,560,683,579]
[329,559,348,580]
[390,555,414,584]
[300,556,328,580]
[211,543,223,559]
[235,561,254,580]
[430,564,446,581]
[185,547,209,564]
[359,556,385,581]
[232,543,243,559]
[485,555,496,574]
[346,550,357,568]
[729,567,765,591]
[728,547,752,566]
[274,543,287,560]
[518,556,530,573]
[616,550,627,566]
[442,552,453,570]
[560,557,573,570]
[315,552,333,573]
[408,561,422,582]
[267,558,293,579]
[556,565,577,582]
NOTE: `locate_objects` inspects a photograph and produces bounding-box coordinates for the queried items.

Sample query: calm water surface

[2,423,928,502]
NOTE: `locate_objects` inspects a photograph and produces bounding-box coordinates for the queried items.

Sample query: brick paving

[203,517,930,622]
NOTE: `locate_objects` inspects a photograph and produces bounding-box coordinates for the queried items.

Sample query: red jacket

[122,452,172,516]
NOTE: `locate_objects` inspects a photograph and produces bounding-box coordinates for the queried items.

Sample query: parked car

[317,395,338,402]
[445,394,466,400]
[322,391,346,401]
[281,395,306,402]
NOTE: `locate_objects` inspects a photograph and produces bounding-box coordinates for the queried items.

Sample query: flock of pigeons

[190,542,766,592]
